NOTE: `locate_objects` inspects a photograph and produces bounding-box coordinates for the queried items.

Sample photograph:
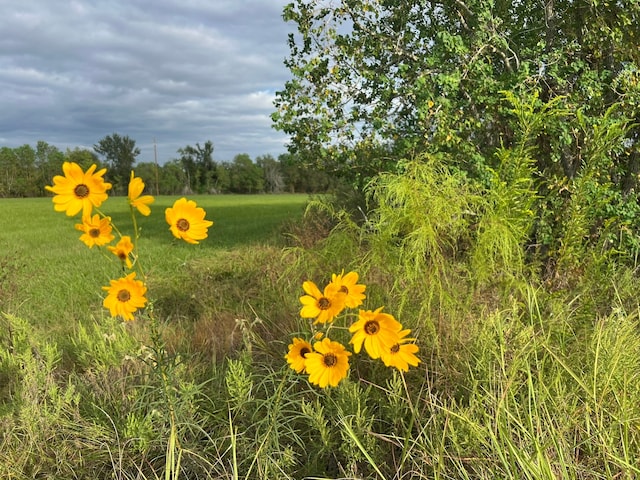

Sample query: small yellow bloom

[102,272,147,321]
[305,338,351,388]
[165,197,213,244]
[349,307,403,359]
[285,337,313,373]
[45,162,111,217]
[75,214,114,248]
[128,171,154,216]
[108,235,135,268]
[299,280,346,324]
[328,270,366,308]
[380,329,421,372]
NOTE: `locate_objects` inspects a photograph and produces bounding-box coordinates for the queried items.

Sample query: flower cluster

[285,271,420,388]
[46,161,214,321]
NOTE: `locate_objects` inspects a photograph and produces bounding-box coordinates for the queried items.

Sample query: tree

[229,154,264,193]
[274,0,640,268]
[176,140,217,193]
[93,133,141,193]
[65,147,101,170]
[274,0,640,188]
[159,159,189,195]
[256,154,285,193]
[34,141,65,193]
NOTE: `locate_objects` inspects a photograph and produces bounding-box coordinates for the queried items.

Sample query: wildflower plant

[45,161,214,478]
[285,270,420,389]
[46,161,213,323]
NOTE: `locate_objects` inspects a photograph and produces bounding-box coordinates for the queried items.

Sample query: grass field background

[0,194,309,335]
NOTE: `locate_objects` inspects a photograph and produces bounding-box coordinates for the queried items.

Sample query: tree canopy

[94,133,141,192]
[274,0,640,187]
[273,0,640,269]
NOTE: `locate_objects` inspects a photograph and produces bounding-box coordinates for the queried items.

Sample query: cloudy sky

[0,0,295,164]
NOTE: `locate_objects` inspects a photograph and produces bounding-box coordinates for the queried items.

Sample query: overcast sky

[0,0,295,164]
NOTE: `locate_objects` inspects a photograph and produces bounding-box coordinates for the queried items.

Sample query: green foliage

[177,140,217,194]
[93,133,141,193]
[276,0,640,273]
[6,170,640,479]
[366,155,478,290]
[69,315,141,371]
[276,0,640,184]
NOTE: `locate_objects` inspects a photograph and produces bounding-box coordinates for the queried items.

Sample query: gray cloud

[0,0,293,163]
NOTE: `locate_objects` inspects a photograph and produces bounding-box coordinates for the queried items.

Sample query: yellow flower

[285,337,313,373]
[328,270,366,308]
[349,307,403,359]
[45,162,112,217]
[305,338,351,388]
[128,171,154,216]
[108,235,135,268]
[102,272,147,321]
[75,214,114,248]
[165,197,213,244]
[299,280,346,324]
[380,329,421,372]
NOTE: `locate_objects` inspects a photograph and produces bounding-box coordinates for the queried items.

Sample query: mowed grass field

[0,194,310,335]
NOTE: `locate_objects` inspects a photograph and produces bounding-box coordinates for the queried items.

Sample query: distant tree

[34,141,64,193]
[0,146,25,197]
[132,162,160,196]
[64,147,101,170]
[215,163,231,193]
[229,154,264,193]
[0,145,38,197]
[93,133,140,193]
[158,159,187,195]
[176,140,217,193]
[256,154,285,193]
[279,152,334,193]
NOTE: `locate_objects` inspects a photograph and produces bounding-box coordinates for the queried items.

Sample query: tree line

[0,136,335,198]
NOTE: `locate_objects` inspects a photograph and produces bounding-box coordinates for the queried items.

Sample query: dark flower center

[117,251,127,260]
[364,320,380,335]
[89,228,101,238]
[317,297,331,310]
[74,184,90,198]
[323,353,337,367]
[390,343,400,354]
[176,218,190,231]
[300,347,311,358]
[339,285,349,294]
[117,289,131,302]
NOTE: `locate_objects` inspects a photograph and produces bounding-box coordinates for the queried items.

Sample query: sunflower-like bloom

[349,307,403,359]
[380,329,421,372]
[285,337,313,373]
[108,235,135,268]
[299,280,346,324]
[305,338,351,388]
[45,162,112,217]
[165,197,213,244]
[75,214,114,248]
[128,171,154,216]
[102,272,148,321]
[328,270,366,308]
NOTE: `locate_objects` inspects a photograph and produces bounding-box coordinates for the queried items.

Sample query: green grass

[0,194,309,333]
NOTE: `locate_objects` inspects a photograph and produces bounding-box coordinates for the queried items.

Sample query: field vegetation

[3,146,640,479]
[3,1,640,478]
